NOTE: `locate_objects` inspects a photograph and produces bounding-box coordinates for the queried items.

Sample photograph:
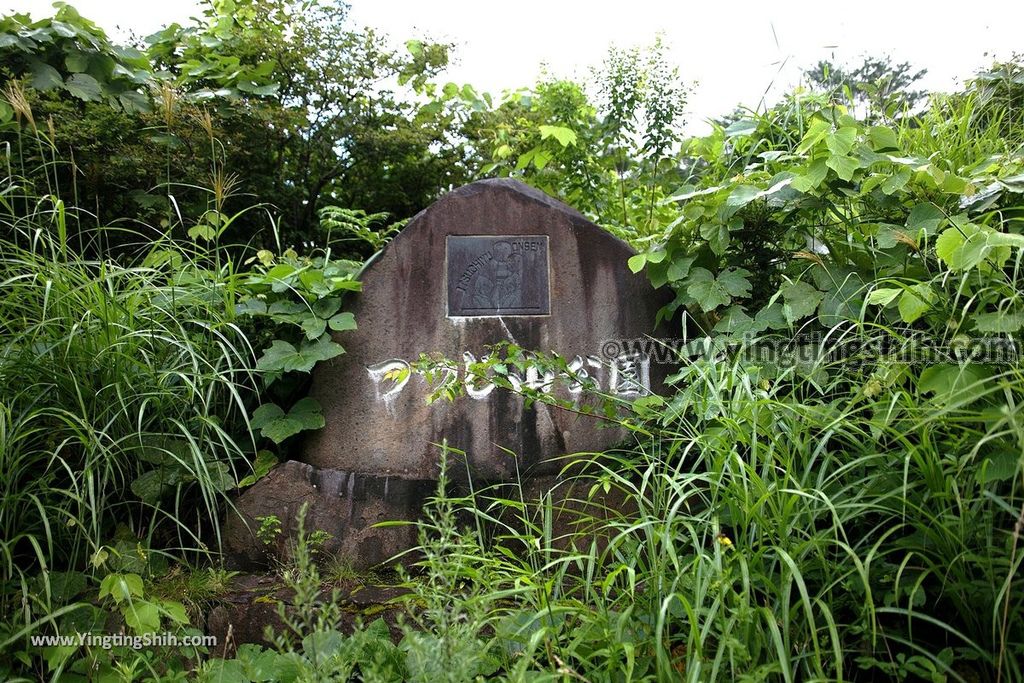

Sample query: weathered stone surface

[304,178,664,482]
[224,460,432,570]
[204,574,408,657]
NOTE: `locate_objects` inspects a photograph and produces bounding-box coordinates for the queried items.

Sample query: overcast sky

[6,0,1023,132]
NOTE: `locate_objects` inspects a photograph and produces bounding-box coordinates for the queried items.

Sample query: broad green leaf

[935,223,1014,271]
[64,52,90,73]
[686,268,730,312]
[881,168,911,195]
[919,363,992,406]
[256,336,344,374]
[717,268,752,297]
[826,154,859,181]
[130,470,168,503]
[646,249,667,264]
[780,280,824,323]
[124,602,161,634]
[974,309,1024,333]
[796,118,830,154]
[161,601,189,625]
[724,119,758,138]
[792,158,828,192]
[700,222,729,255]
[29,61,63,90]
[627,254,647,274]
[724,185,760,211]
[237,451,279,489]
[934,226,964,267]
[687,268,751,312]
[301,316,326,340]
[251,398,325,444]
[99,573,144,604]
[712,305,758,335]
[328,311,357,331]
[906,202,944,235]
[867,287,902,306]
[64,73,102,101]
[867,125,899,151]
[897,284,935,323]
[667,256,694,281]
[187,224,216,241]
[825,126,857,156]
[311,297,342,319]
[976,451,1021,484]
[538,125,577,147]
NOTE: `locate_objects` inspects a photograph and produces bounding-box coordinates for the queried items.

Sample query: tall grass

[398,325,1024,681]
[0,187,258,639]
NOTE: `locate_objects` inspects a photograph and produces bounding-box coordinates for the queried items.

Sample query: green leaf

[161,600,189,625]
[780,280,824,324]
[667,256,694,281]
[880,168,911,195]
[897,284,935,323]
[976,451,1021,484]
[974,309,1024,333]
[627,254,647,274]
[792,158,828,192]
[934,223,1013,271]
[327,311,357,331]
[867,125,899,151]
[700,222,730,255]
[907,203,944,235]
[311,297,342,319]
[687,268,750,312]
[256,336,344,374]
[65,52,90,73]
[124,601,161,634]
[712,305,758,335]
[301,316,326,340]
[867,287,902,306]
[724,119,758,138]
[64,73,102,101]
[826,154,860,181]
[724,185,761,211]
[130,470,168,503]
[717,268,752,297]
[686,268,728,311]
[187,224,216,241]
[251,398,325,444]
[918,363,992,405]
[825,126,858,156]
[796,118,830,153]
[238,451,278,488]
[99,573,144,604]
[538,125,577,147]
[29,61,64,91]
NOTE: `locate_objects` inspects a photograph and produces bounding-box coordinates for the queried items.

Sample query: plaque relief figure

[470,241,523,309]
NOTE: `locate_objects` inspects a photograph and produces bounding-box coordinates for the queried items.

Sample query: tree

[1,0,466,253]
[803,55,927,120]
[451,40,690,239]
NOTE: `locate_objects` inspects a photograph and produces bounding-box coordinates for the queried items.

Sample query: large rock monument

[225,178,664,568]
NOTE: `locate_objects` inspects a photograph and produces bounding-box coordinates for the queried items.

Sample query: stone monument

[226,178,664,568]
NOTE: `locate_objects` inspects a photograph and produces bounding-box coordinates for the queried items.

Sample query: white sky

[6,0,1023,133]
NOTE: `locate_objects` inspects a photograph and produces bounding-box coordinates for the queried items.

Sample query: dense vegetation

[2,1,1023,680]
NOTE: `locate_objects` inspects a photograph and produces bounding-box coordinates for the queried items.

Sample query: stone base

[204,574,409,658]
[223,461,435,571]
[224,460,639,572]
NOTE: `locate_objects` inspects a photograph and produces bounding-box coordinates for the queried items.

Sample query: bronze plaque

[447,235,550,316]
